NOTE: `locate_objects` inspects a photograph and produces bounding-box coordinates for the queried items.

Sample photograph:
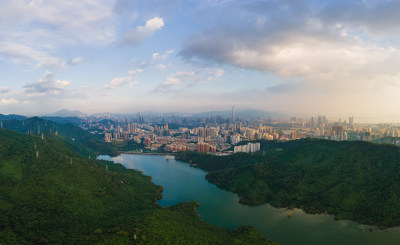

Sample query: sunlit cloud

[119,17,164,46]
[181,0,400,93]
[0,98,18,105]
[1,0,400,120]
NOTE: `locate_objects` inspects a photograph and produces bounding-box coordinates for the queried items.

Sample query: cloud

[155,68,224,91]
[0,0,116,45]
[24,71,71,96]
[129,81,139,87]
[180,1,400,91]
[0,98,17,105]
[0,87,10,94]
[68,57,85,65]
[120,17,164,46]
[112,0,180,19]
[155,71,194,91]
[0,1,116,69]
[152,49,174,61]
[0,42,66,69]
[156,64,168,70]
[133,49,174,70]
[211,68,224,78]
[105,77,130,89]
[128,69,143,77]
[320,1,400,36]
[105,69,142,89]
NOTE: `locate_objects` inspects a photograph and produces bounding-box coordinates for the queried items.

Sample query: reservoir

[98,154,400,245]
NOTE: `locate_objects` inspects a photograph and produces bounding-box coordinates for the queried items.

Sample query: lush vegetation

[2,117,119,157]
[176,139,400,228]
[0,114,26,120]
[111,140,146,153]
[41,116,84,126]
[0,128,275,244]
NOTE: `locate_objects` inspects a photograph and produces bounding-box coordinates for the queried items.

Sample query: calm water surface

[98,154,400,245]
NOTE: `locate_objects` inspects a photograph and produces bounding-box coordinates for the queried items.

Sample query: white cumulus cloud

[0,98,18,105]
[105,69,143,89]
[152,49,174,61]
[120,17,164,46]
[24,71,71,96]
[155,68,224,91]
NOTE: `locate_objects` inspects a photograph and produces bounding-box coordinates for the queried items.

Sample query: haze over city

[1,0,400,122]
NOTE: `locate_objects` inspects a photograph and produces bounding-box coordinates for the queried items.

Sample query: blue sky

[1,0,400,121]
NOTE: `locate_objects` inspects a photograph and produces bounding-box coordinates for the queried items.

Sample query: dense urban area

[78,108,400,155]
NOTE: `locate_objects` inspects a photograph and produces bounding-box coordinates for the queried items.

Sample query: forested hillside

[0,129,275,244]
[177,139,400,228]
[1,117,118,157]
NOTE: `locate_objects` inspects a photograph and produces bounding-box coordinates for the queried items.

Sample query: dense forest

[1,117,119,157]
[0,128,276,244]
[176,139,400,228]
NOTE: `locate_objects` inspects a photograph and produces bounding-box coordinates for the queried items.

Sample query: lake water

[98,154,400,245]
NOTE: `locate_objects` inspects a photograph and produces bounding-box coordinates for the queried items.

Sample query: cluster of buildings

[197,143,217,153]
[234,143,261,153]
[83,109,400,155]
[89,109,268,155]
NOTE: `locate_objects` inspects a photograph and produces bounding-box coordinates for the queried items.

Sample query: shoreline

[119,151,175,156]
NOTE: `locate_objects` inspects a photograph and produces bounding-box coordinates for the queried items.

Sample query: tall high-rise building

[232,106,235,122]
[332,125,343,136]
[127,123,131,134]
[138,112,144,123]
[104,133,112,142]
[349,116,354,127]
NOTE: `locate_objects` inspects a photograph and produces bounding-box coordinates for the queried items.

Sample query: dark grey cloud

[113,0,181,18]
[180,0,322,70]
[320,1,400,35]
[180,0,400,87]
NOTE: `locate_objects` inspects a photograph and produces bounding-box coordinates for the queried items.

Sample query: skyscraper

[232,106,235,122]
[349,116,354,127]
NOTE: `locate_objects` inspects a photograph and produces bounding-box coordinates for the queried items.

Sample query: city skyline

[1,1,400,121]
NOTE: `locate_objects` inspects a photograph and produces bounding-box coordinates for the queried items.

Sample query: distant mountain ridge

[44,109,86,118]
[35,108,288,120]
[41,116,84,126]
[92,109,286,119]
[193,109,287,119]
[0,114,27,121]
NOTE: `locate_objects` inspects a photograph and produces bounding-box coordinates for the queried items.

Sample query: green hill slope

[2,117,117,157]
[177,139,400,228]
[0,129,275,244]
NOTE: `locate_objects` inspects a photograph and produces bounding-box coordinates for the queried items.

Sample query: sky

[1,0,400,122]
